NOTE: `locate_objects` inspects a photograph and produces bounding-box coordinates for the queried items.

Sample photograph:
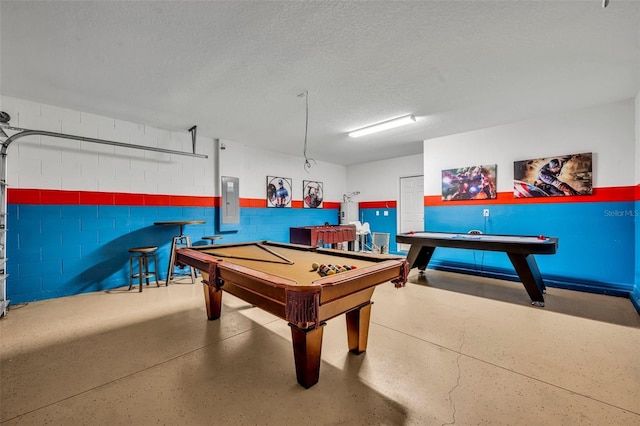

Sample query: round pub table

[154,220,206,284]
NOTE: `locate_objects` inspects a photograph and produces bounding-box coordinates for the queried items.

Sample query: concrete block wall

[1,97,346,304]
[5,98,216,196]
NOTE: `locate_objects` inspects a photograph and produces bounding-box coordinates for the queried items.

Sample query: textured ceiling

[1,1,639,166]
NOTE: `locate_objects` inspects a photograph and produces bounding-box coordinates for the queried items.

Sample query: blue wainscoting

[424,200,635,297]
[359,206,398,254]
[7,202,339,304]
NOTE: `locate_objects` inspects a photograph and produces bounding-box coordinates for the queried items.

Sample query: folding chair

[371,232,390,254]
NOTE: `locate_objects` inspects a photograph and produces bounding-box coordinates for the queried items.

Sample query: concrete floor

[1,269,639,425]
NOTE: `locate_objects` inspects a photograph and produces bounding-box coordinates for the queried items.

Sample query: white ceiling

[1,1,639,166]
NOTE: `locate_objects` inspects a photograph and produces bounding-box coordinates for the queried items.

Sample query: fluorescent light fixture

[348,114,416,138]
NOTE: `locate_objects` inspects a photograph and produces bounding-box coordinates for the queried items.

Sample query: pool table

[175,241,408,388]
[396,232,559,306]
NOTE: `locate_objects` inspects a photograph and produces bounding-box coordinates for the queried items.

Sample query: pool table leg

[202,282,223,320]
[346,302,372,354]
[289,322,326,389]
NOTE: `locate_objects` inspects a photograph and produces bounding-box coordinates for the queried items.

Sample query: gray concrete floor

[2,269,639,425]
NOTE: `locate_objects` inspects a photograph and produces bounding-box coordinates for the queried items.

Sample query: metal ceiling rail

[0,124,208,159]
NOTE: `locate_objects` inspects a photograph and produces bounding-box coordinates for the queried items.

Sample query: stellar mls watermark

[603,209,638,217]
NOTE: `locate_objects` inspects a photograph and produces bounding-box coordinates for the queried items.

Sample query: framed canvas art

[514,153,592,198]
[266,176,292,208]
[303,180,323,208]
[441,165,497,201]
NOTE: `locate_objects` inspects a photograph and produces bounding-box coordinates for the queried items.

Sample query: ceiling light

[348,115,416,138]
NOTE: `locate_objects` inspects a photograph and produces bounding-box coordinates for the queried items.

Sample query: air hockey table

[396,231,559,306]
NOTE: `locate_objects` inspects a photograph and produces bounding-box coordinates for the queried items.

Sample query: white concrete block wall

[96,123,130,154]
[157,161,183,185]
[4,98,42,127]
[19,109,64,134]
[79,111,116,131]
[61,121,99,140]
[1,96,216,197]
[218,138,348,202]
[170,130,192,153]
[41,104,81,127]
[42,153,81,182]
[217,138,244,186]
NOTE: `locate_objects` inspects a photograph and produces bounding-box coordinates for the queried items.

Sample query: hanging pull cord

[298,91,316,172]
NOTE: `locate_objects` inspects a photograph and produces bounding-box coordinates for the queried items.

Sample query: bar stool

[202,235,223,245]
[166,233,196,285]
[128,246,159,292]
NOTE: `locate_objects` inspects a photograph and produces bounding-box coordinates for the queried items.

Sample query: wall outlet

[483,209,490,217]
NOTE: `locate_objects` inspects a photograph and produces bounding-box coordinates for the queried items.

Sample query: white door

[399,175,424,252]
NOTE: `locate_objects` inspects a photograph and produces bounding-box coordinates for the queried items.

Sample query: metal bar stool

[154,220,205,285]
[202,235,223,245]
[166,233,195,284]
[128,246,159,292]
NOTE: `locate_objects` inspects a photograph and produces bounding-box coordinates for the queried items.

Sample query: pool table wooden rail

[176,247,405,321]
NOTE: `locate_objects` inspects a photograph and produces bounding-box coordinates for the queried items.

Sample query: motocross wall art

[441,165,497,201]
[513,152,593,198]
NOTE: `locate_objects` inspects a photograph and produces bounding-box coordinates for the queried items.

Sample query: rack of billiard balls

[312,262,358,276]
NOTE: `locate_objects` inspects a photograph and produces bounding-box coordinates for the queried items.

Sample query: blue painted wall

[7,203,339,304]
[8,197,637,306]
[226,207,340,243]
[633,198,640,312]
[359,207,398,254]
[424,201,635,296]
